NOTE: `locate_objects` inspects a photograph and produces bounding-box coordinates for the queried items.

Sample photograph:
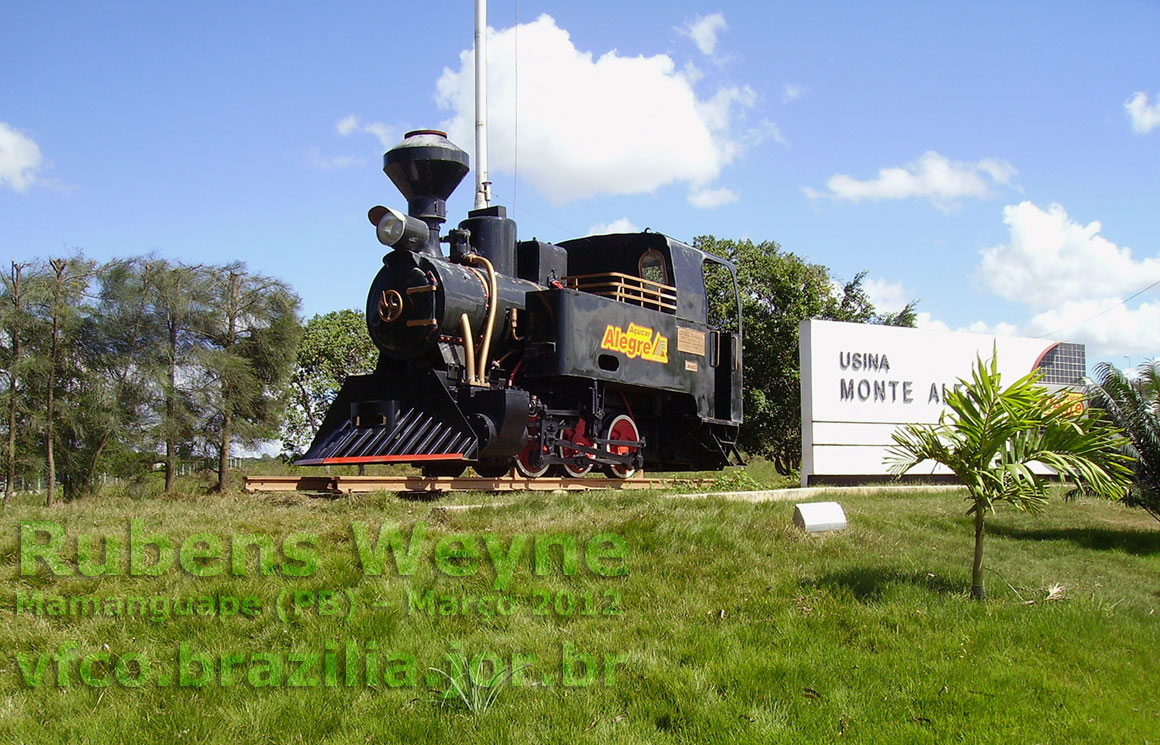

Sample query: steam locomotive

[297,130,743,478]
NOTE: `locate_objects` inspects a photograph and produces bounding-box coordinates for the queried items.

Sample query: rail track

[243,473,698,496]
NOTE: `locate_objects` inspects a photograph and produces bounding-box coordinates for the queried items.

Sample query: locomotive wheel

[421,462,467,478]
[561,459,593,478]
[559,425,595,478]
[473,460,514,478]
[552,417,593,475]
[515,440,550,478]
[601,414,640,479]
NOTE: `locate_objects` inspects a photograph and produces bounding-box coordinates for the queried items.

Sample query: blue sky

[2,1,1158,367]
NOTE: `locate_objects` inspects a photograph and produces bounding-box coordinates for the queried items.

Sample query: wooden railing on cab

[563,272,677,313]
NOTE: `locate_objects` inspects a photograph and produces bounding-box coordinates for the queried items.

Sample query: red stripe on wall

[1031,342,1060,374]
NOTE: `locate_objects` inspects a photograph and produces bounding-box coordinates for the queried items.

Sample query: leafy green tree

[145,260,211,492]
[283,309,377,457]
[39,255,96,505]
[199,263,301,491]
[53,258,161,498]
[887,353,1133,600]
[1087,359,1160,522]
[1,261,47,503]
[696,235,916,474]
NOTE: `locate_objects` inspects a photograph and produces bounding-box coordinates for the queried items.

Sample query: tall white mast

[473,0,491,209]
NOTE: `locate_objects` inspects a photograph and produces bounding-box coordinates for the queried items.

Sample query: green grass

[1,486,1157,744]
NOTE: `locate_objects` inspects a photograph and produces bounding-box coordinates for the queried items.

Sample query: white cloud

[336,115,359,136]
[977,158,1017,184]
[0,122,43,192]
[762,121,788,148]
[975,201,1160,357]
[336,115,396,149]
[1125,91,1160,134]
[914,312,950,332]
[305,148,364,170]
[434,14,760,205]
[760,118,788,146]
[586,217,640,235]
[1023,299,1160,358]
[682,13,727,56]
[781,83,804,103]
[681,61,704,85]
[805,151,1016,211]
[863,277,909,314]
[978,201,1160,310]
[965,319,1019,337]
[696,85,756,135]
[902,203,1160,358]
[688,186,738,209]
[914,312,1022,338]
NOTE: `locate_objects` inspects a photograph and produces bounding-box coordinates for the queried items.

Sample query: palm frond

[887,352,1133,512]
[1088,361,1160,509]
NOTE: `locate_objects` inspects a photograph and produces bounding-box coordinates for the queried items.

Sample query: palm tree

[886,352,1132,600]
[1087,359,1160,522]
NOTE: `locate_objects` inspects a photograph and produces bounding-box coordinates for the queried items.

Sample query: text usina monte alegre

[837,351,965,406]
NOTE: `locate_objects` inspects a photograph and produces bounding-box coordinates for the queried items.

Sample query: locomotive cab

[536,233,744,470]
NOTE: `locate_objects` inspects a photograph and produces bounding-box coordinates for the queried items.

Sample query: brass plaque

[684,360,699,372]
[677,327,706,357]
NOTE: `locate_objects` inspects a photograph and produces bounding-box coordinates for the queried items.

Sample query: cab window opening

[703,259,740,334]
[638,249,669,286]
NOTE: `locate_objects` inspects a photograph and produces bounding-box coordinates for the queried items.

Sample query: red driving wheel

[515,432,550,478]
[559,418,595,478]
[602,414,640,479]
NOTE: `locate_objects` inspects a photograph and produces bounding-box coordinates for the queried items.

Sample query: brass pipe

[508,307,523,340]
[465,255,498,385]
[460,313,476,385]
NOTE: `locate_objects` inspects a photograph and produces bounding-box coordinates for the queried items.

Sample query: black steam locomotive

[298,130,743,478]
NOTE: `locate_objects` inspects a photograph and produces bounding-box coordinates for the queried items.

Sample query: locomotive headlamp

[368,205,429,252]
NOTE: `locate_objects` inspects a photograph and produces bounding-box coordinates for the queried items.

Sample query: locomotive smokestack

[383,130,470,255]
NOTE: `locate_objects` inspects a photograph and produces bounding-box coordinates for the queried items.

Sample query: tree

[282,309,377,458]
[1087,359,1160,522]
[53,258,161,498]
[145,260,211,492]
[1,261,45,504]
[886,353,1133,600]
[40,255,95,505]
[199,263,301,491]
[696,235,917,474]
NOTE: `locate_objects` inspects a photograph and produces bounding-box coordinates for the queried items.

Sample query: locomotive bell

[383,130,469,255]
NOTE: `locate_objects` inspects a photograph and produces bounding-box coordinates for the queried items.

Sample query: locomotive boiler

[298,130,743,478]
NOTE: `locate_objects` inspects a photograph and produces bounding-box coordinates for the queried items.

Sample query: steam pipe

[465,254,498,384]
[460,314,477,385]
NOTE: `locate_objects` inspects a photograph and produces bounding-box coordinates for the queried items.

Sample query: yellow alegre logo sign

[1058,390,1085,418]
[601,323,669,363]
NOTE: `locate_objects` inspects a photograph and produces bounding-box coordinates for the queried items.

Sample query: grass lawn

[1,484,1157,744]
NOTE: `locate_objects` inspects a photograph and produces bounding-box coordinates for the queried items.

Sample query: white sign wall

[799,319,1076,486]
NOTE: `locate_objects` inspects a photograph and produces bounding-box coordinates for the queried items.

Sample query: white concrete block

[793,501,847,533]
